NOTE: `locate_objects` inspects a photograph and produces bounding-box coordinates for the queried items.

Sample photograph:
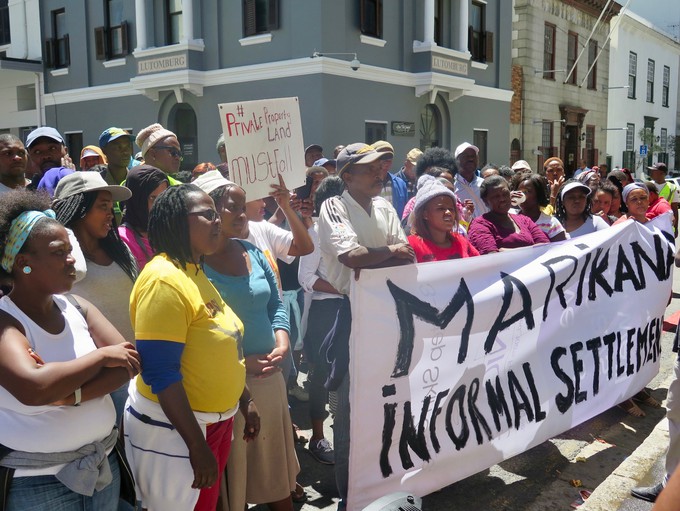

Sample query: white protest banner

[218,97,305,200]
[347,217,674,510]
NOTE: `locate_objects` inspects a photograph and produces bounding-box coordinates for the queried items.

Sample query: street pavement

[251,253,680,511]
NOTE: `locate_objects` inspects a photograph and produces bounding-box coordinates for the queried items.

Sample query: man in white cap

[317,142,414,510]
[25,126,74,190]
[453,142,488,218]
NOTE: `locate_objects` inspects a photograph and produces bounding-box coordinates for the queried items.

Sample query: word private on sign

[218,97,306,200]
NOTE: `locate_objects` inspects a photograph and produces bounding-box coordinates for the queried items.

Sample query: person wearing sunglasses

[135,123,183,185]
[124,184,259,511]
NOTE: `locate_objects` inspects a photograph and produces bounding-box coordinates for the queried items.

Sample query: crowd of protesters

[0,124,676,511]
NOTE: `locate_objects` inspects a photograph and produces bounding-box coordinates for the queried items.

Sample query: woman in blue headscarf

[0,189,140,510]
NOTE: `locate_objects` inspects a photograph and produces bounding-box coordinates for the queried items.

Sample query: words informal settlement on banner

[346,216,674,510]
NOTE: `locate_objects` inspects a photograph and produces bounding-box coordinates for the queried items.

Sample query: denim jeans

[6,450,121,511]
[334,373,350,510]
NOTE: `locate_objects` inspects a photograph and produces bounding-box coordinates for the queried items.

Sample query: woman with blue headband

[0,189,141,510]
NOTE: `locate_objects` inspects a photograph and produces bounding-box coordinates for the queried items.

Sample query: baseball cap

[305,144,323,154]
[81,148,100,158]
[26,127,64,148]
[454,142,479,159]
[336,143,391,176]
[559,181,591,200]
[511,160,531,172]
[99,127,134,148]
[647,162,668,173]
[53,171,132,202]
[313,157,336,167]
[372,140,395,155]
[406,148,423,164]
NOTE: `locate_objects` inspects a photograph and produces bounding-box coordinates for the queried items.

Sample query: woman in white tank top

[0,189,141,511]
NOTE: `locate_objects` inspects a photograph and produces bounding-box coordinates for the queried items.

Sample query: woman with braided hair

[123,184,258,511]
[0,189,140,510]
[52,172,137,424]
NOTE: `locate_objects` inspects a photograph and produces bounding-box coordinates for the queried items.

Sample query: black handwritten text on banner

[346,217,673,510]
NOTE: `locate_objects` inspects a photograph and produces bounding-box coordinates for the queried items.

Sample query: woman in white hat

[554,180,609,238]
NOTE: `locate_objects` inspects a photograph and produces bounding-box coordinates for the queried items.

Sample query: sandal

[618,399,645,417]
[633,390,661,408]
[291,482,308,503]
[293,423,308,445]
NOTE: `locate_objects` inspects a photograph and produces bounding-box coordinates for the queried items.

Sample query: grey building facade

[39,1,513,171]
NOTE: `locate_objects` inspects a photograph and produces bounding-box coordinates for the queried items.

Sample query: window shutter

[376,0,382,39]
[121,21,129,55]
[243,0,256,37]
[44,38,54,68]
[95,26,107,60]
[267,0,279,30]
[64,34,70,67]
[360,0,368,34]
[485,31,493,63]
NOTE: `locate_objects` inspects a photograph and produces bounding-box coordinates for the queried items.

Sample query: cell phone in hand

[294,176,314,200]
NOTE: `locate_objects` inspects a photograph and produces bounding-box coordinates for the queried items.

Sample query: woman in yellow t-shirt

[124,184,260,511]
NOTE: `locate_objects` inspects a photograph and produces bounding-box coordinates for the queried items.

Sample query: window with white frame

[661,128,668,152]
[628,52,636,99]
[626,123,634,151]
[646,59,655,103]
[663,66,670,107]
[623,123,635,169]
[660,128,669,165]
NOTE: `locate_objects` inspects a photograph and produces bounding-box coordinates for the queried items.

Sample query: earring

[22,266,31,275]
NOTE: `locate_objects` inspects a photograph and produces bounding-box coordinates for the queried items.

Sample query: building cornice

[43,58,513,106]
[561,0,620,21]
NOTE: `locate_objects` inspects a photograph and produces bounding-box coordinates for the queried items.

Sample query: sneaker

[309,438,335,465]
[288,385,309,402]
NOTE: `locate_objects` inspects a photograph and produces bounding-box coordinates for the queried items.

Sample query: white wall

[607,11,680,174]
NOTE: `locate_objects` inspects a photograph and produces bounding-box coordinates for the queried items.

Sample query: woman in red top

[408,175,479,262]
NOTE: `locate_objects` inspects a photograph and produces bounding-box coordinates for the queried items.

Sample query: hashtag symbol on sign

[236,105,244,117]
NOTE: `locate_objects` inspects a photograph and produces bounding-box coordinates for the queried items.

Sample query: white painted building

[606,9,680,175]
[0,0,44,138]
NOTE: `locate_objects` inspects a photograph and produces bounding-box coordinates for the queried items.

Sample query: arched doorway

[168,103,198,171]
[420,104,442,149]
[511,138,521,164]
